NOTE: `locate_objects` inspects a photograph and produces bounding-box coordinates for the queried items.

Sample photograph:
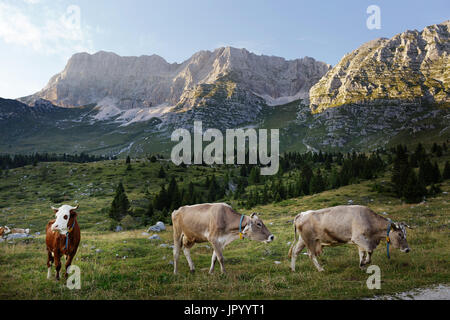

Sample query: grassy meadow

[0,159,449,299]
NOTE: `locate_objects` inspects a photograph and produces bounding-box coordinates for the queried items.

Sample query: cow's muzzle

[402,248,411,253]
[266,234,275,242]
[51,224,67,234]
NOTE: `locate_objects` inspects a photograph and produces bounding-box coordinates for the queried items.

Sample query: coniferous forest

[102,142,450,227]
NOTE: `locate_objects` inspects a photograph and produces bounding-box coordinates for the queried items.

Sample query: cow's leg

[46,250,54,279]
[210,242,226,274]
[290,237,306,272]
[305,237,324,272]
[353,236,373,270]
[209,250,217,274]
[54,253,62,281]
[364,250,373,265]
[172,232,183,274]
[65,254,75,279]
[358,247,367,269]
[310,253,324,272]
[183,247,195,274]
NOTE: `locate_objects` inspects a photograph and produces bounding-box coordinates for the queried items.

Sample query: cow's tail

[288,216,299,259]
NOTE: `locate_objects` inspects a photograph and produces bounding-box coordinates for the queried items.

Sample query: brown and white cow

[288,205,412,272]
[46,204,81,280]
[172,203,274,274]
[0,226,10,237]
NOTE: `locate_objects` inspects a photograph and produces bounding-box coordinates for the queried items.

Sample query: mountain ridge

[20,46,330,112]
[309,20,450,113]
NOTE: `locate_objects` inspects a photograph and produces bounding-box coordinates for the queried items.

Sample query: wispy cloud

[0,1,94,57]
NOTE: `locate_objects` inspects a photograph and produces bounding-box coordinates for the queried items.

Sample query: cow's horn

[51,206,59,211]
[250,212,258,218]
[71,204,79,210]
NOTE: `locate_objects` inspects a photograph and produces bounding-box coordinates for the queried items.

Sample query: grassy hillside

[0,157,449,299]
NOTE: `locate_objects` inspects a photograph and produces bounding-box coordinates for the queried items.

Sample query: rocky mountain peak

[309,20,450,113]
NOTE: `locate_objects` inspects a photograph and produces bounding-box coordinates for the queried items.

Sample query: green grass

[0,160,449,299]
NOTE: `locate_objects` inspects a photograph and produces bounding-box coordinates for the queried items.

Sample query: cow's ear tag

[386,236,390,243]
[239,232,243,240]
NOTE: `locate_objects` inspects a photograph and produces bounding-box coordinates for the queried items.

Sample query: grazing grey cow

[10,228,30,234]
[172,203,274,274]
[288,205,412,272]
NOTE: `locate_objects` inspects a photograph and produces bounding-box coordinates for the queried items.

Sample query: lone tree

[109,182,130,221]
[126,156,131,164]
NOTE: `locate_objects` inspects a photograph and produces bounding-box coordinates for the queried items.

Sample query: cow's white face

[51,205,78,234]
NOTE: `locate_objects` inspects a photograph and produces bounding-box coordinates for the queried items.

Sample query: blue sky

[0,0,448,98]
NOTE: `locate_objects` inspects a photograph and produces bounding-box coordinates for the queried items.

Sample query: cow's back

[296,205,379,244]
[172,203,234,241]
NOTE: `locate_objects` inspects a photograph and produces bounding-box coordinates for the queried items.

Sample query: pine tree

[249,166,261,184]
[391,145,410,196]
[418,159,436,185]
[109,182,130,221]
[431,162,442,183]
[403,171,427,203]
[158,166,166,178]
[168,176,181,210]
[240,165,248,177]
[153,185,169,211]
[431,143,438,154]
[443,161,450,180]
[310,169,325,194]
[300,163,313,195]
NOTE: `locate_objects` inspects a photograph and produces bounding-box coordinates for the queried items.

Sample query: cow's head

[242,213,274,243]
[389,222,412,253]
[50,204,79,234]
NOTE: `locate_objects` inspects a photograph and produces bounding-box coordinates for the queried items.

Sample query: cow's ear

[401,222,413,229]
[391,222,400,231]
[69,209,78,216]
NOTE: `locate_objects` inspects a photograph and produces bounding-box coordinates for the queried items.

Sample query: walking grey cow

[172,203,274,274]
[288,205,412,272]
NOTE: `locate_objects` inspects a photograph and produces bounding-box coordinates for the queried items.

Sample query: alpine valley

[1,21,449,157]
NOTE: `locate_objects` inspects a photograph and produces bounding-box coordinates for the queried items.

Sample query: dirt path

[367,284,450,300]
